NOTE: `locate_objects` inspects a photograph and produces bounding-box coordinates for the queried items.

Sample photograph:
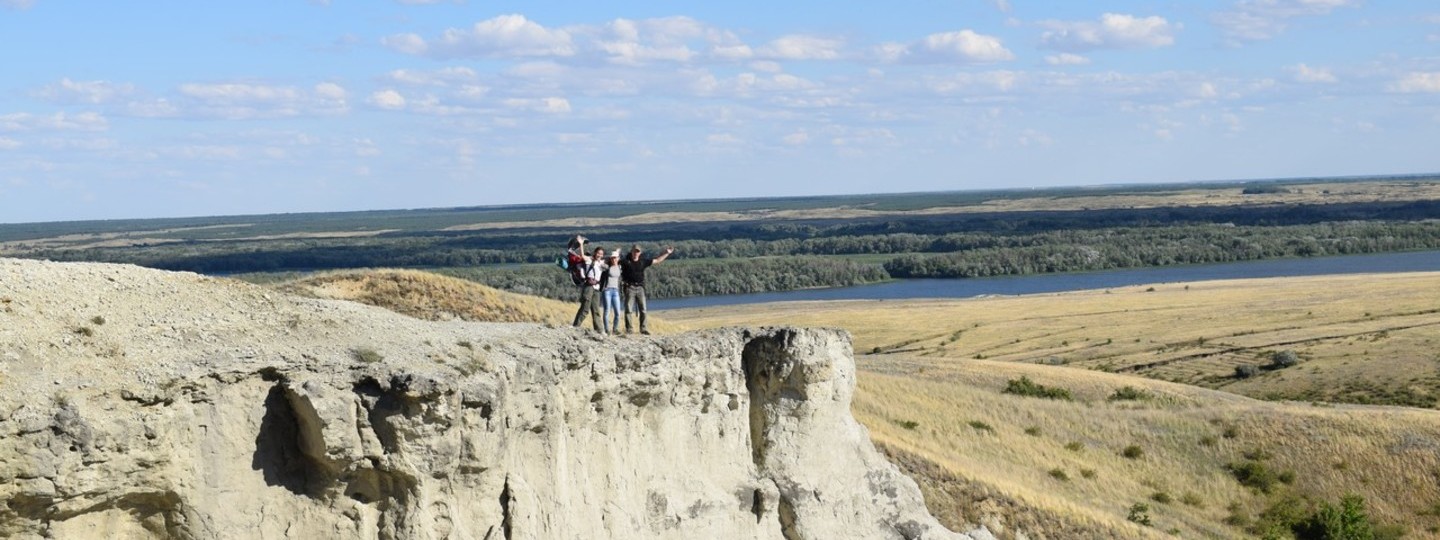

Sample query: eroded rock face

[0,258,980,539]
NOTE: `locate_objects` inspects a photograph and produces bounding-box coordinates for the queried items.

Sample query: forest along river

[648,249,1440,311]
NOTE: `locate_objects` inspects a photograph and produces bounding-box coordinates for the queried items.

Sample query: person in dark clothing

[572,246,604,331]
[620,243,673,335]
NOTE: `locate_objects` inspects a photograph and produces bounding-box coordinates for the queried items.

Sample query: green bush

[1003,376,1073,401]
[968,420,994,432]
[1295,495,1378,540]
[1024,426,1042,436]
[1048,468,1069,481]
[1080,468,1097,479]
[1228,460,1281,493]
[1122,445,1145,459]
[1108,386,1152,401]
[1235,364,1260,379]
[1271,350,1300,369]
[1127,503,1153,527]
[895,420,920,430]
[1152,492,1173,504]
[1065,441,1084,452]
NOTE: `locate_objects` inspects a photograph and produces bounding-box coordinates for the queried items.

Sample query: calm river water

[649,250,1440,311]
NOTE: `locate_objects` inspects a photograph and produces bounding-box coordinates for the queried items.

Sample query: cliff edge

[0,258,984,539]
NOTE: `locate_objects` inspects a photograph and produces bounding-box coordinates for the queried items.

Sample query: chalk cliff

[0,258,985,539]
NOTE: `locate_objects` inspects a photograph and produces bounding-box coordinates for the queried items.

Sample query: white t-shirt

[585,260,604,290]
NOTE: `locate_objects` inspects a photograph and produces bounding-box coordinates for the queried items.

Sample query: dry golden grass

[669,273,1440,537]
[274,269,681,332]
[667,272,1440,409]
[858,358,1440,538]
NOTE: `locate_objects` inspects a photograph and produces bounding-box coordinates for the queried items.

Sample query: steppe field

[667,273,1440,538]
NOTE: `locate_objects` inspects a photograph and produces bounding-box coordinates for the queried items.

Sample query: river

[649,250,1440,311]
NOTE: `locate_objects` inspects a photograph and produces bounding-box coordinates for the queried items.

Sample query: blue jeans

[602,288,622,333]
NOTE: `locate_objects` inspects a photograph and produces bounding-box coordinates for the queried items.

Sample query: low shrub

[1003,376,1073,401]
[1108,386,1152,401]
[1048,468,1069,481]
[1122,445,1144,459]
[1127,503,1153,526]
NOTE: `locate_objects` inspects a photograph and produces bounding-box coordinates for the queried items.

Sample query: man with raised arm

[620,244,673,335]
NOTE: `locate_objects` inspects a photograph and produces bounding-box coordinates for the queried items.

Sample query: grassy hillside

[270,269,680,332]
[668,273,1440,537]
[860,358,1439,538]
[666,272,1440,409]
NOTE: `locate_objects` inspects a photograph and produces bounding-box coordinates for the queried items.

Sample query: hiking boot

[640,329,651,335]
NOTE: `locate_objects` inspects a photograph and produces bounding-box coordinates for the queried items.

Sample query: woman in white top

[599,250,623,334]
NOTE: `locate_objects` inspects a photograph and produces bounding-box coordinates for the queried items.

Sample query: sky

[2,0,1438,223]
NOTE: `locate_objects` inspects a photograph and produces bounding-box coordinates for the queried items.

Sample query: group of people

[565,235,673,335]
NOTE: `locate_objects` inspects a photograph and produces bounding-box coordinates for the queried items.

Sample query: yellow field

[668,273,1440,537]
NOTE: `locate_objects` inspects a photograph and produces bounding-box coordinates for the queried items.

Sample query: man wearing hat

[620,244,674,335]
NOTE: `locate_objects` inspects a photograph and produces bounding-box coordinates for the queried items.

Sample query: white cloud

[1288,63,1337,83]
[782,131,809,145]
[1212,0,1360,43]
[1,0,34,10]
[710,43,754,60]
[1040,13,1178,51]
[0,112,109,132]
[918,30,1014,63]
[503,97,571,113]
[0,137,20,150]
[758,35,844,60]
[875,30,1013,64]
[383,14,575,59]
[1389,72,1440,93]
[384,67,479,86]
[33,78,136,105]
[368,89,408,110]
[175,82,348,118]
[589,16,710,65]
[1045,53,1092,66]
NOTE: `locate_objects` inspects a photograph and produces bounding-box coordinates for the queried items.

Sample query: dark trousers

[623,284,648,333]
[573,286,601,330]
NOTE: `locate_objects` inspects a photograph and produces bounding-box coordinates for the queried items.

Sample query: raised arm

[652,246,675,264]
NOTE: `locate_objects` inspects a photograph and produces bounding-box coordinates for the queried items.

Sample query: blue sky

[2,0,1438,223]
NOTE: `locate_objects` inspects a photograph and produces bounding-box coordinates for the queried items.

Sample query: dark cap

[630,244,643,252]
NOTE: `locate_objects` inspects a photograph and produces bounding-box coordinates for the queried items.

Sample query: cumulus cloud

[1288,63,1337,83]
[0,112,109,132]
[875,30,1013,64]
[1389,72,1440,93]
[1212,0,1360,43]
[382,14,575,59]
[588,16,712,65]
[1045,53,1092,66]
[758,35,844,60]
[33,78,136,105]
[174,82,349,118]
[502,97,572,114]
[384,67,479,86]
[368,90,407,110]
[1040,13,1178,51]
[919,30,1014,62]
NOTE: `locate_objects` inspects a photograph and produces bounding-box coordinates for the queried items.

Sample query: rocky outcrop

[0,258,984,539]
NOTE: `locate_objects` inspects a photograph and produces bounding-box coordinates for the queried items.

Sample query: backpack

[559,254,587,286]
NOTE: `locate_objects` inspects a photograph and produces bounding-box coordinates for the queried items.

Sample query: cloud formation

[384,14,576,59]
[1040,13,1178,51]
[1289,63,1337,83]
[1389,72,1440,93]
[33,79,137,105]
[1212,0,1360,43]
[1,0,34,10]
